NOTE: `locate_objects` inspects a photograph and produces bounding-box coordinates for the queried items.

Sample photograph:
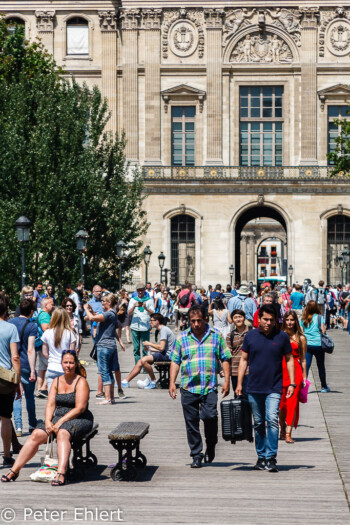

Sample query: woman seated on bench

[122,313,176,390]
[1,350,93,486]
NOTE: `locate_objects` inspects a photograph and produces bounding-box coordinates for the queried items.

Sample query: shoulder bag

[0,320,26,394]
[317,315,334,354]
[30,435,58,483]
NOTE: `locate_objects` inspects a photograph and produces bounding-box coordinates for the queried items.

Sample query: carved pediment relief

[318,84,350,111]
[230,31,293,63]
[161,85,206,112]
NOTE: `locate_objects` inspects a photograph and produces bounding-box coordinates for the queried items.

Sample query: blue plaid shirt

[170,325,231,395]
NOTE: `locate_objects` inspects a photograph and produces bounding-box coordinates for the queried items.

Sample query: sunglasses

[62,349,77,356]
[65,304,73,308]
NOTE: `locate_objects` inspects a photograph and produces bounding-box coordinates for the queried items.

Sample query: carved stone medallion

[326,19,350,56]
[230,32,293,63]
[169,20,198,57]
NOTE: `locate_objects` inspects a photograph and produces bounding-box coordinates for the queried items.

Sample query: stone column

[246,234,256,283]
[99,11,118,134]
[299,7,319,165]
[35,10,55,56]
[240,232,248,281]
[120,9,140,162]
[142,9,162,165]
[204,9,224,166]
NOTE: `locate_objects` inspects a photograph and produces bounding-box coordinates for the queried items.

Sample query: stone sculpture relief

[267,8,301,46]
[230,32,293,63]
[223,9,256,46]
[35,10,55,32]
[163,9,204,59]
[98,10,117,31]
[320,8,350,56]
[327,19,350,56]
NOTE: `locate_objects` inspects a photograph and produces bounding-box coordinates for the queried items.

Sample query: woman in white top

[42,307,76,391]
[62,297,82,355]
[208,298,232,339]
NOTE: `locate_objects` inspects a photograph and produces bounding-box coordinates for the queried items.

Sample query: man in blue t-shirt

[9,299,38,435]
[236,304,295,472]
[290,284,304,318]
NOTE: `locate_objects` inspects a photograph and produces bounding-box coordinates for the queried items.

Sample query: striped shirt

[170,325,231,395]
[226,327,249,377]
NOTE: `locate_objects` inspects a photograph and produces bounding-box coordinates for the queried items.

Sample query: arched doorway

[234,205,288,285]
[327,215,350,284]
[171,214,196,284]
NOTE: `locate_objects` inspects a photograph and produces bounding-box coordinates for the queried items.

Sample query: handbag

[0,366,18,394]
[30,435,58,483]
[317,315,334,354]
[299,379,311,404]
[90,343,97,361]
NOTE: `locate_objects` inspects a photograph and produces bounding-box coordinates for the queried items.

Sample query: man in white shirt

[65,284,80,316]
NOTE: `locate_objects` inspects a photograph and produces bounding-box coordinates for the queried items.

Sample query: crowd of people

[0,276,347,483]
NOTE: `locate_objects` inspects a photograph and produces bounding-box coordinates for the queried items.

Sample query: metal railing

[142,165,350,181]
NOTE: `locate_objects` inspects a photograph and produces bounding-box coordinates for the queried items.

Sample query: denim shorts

[151,352,170,363]
[97,345,116,386]
[46,370,64,392]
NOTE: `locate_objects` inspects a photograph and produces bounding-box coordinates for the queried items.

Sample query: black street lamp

[116,240,126,290]
[75,228,88,287]
[341,250,350,285]
[143,245,152,284]
[14,215,31,288]
[229,264,234,287]
[288,264,293,287]
[158,251,165,283]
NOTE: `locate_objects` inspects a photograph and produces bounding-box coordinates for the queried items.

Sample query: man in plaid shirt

[169,305,231,468]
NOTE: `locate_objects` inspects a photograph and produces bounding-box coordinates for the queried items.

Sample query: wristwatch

[290,383,296,388]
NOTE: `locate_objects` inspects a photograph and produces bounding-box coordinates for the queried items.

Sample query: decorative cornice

[204,8,224,29]
[141,9,162,30]
[120,8,140,30]
[98,10,118,32]
[35,9,55,32]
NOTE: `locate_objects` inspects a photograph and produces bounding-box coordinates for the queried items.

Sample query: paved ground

[1,327,349,525]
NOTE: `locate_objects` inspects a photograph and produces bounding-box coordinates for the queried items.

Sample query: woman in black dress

[1,350,93,486]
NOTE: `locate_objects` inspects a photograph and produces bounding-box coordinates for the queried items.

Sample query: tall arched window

[6,17,25,35]
[327,215,350,284]
[67,17,89,55]
[171,215,195,285]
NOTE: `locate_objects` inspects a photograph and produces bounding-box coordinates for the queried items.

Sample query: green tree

[0,18,148,303]
[327,113,350,176]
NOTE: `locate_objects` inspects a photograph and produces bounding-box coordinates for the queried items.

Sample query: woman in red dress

[279,310,307,443]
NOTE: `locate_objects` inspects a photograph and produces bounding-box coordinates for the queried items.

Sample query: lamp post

[288,264,293,287]
[75,228,88,287]
[338,256,344,286]
[143,245,152,284]
[158,252,165,283]
[341,249,350,285]
[229,264,234,287]
[116,240,126,290]
[14,215,31,288]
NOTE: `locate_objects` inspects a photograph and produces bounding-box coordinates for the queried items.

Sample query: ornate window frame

[62,14,94,61]
[5,13,31,40]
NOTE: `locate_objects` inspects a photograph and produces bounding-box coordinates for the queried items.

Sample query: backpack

[317,288,325,305]
[179,291,191,307]
[34,311,46,350]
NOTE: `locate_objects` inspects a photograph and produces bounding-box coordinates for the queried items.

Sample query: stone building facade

[2,1,350,286]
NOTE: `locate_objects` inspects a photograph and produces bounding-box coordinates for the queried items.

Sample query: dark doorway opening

[235,206,287,284]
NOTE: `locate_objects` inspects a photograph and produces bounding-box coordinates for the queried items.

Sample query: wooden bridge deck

[2,329,350,525]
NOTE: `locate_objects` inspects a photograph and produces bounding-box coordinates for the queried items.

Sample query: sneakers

[121,380,130,388]
[321,385,331,393]
[137,377,151,389]
[144,381,157,390]
[3,456,15,467]
[191,455,203,468]
[36,390,48,399]
[15,428,22,438]
[265,458,278,472]
[253,458,266,471]
[118,389,126,399]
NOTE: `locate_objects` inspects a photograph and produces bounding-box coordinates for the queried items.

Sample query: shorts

[0,392,14,418]
[151,352,171,363]
[36,350,48,371]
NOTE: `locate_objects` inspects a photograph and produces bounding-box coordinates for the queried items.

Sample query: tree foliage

[327,114,350,176]
[0,19,148,303]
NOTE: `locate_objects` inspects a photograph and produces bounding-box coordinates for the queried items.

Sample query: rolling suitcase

[221,396,254,444]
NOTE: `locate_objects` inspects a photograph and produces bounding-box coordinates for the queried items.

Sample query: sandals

[96,398,116,405]
[51,472,67,486]
[285,433,295,444]
[1,469,19,482]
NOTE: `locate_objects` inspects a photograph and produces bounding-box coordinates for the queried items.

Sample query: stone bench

[108,422,149,481]
[154,361,171,389]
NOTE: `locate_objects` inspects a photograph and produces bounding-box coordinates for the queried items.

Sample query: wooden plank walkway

[1,327,350,525]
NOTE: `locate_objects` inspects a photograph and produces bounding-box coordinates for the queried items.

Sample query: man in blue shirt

[210,284,224,302]
[290,284,304,319]
[86,284,104,340]
[236,304,295,472]
[227,283,257,327]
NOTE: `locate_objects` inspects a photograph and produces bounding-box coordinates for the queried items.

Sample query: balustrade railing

[142,165,349,181]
